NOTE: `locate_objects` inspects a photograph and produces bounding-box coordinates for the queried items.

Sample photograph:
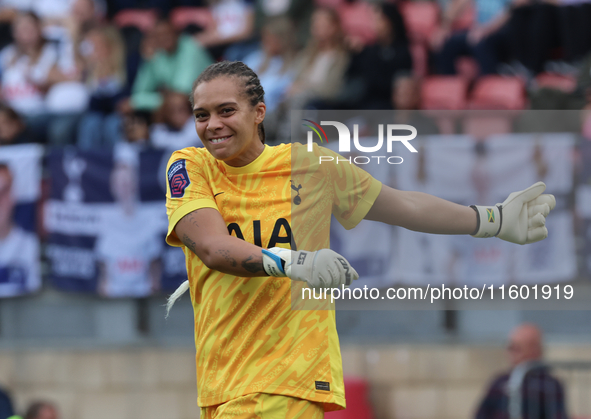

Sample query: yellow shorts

[200,393,324,419]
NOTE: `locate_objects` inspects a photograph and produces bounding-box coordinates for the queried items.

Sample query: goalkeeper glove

[261,247,359,288]
[471,181,556,245]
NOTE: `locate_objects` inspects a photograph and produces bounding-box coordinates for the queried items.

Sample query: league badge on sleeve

[168,159,191,198]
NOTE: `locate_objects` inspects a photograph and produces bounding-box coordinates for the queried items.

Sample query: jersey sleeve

[165,149,219,247]
[319,146,382,230]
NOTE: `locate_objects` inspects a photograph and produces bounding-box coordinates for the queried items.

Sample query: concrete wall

[2,343,590,419]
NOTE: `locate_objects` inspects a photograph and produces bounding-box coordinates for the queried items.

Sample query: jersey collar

[222,144,271,174]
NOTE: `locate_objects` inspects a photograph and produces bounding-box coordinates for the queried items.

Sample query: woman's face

[72,0,95,24]
[0,111,22,142]
[165,93,191,130]
[13,15,42,49]
[192,77,265,167]
[262,28,282,56]
[85,32,110,63]
[311,10,338,44]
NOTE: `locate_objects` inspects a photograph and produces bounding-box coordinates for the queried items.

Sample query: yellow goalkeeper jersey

[165,142,381,411]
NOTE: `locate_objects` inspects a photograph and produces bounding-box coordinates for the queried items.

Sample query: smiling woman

[191,70,265,166]
[163,61,555,419]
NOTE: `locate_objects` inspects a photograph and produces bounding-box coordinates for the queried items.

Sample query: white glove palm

[262,248,359,288]
[472,181,556,245]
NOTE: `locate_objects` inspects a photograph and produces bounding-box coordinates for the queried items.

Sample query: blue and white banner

[45,145,187,297]
[0,144,43,297]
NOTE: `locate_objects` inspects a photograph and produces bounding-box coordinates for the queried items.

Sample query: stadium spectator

[0,105,29,145]
[33,0,108,146]
[23,401,59,419]
[501,0,560,77]
[434,0,512,76]
[0,13,58,121]
[0,386,14,419]
[61,0,105,50]
[342,2,412,109]
[130,19,212,111]
[475,323,568,419]
[287,7,350,109]
[151,91,202,150]
[253,0,314,48]
[120,110,151,145]
[243,16,298,114]
[194,0,256,61]
[77,26,128,149]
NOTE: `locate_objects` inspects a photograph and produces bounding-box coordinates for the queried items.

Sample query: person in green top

[131,19,214,111]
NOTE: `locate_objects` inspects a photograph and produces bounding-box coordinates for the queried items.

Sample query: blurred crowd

[0,0,590,148]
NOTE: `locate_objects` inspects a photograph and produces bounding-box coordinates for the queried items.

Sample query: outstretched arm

[364,182,556,245]
[175,208,266,276]
[365,184,477,234]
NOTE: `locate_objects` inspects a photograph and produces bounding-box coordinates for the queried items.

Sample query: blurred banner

[0,144,43,297]
[330,134,577,288]
[45,145,187,297]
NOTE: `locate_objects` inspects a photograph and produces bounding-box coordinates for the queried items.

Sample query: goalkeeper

[165,61,555,418]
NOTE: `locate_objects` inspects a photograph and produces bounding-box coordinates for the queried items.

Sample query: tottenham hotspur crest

[290,180,302,205]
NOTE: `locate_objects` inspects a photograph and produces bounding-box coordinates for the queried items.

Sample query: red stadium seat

[421,76,469,110]
[170,7,213,31]
[469,76,527,110]
[535,73,577,93]
[400,1,440,43]
[339,2,377,46]
[325,378,373,419]
[113,9,158,32]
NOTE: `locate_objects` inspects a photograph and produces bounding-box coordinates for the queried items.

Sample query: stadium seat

[170,7,213,31]
[339,2,377,46]
[113,9,158,32]
[535,73,577,93]
[400,1,440,43]
[325,377,373,419]
[421,76,468,110]
[469,76,527,110]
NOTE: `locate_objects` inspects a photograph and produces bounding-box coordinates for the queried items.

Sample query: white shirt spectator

[0,43,58,115]
[212,0,254,39]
